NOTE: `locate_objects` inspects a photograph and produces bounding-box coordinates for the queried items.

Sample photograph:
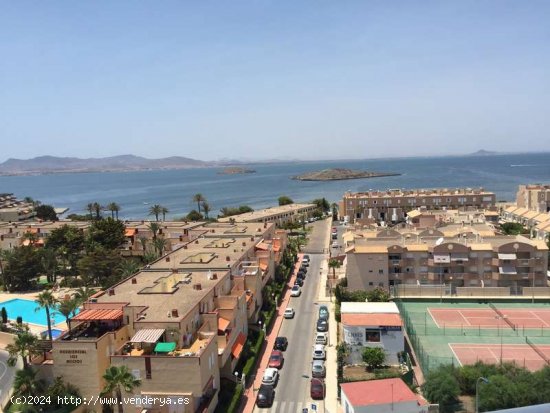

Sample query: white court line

[530,311,550,327]
[426,308,441,328]
[488,348,501,364]
[447,343,463,367]
[457,309,472,326]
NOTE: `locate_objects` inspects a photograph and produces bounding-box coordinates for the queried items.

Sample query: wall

[346,253,389,291]
[343,325,404,365]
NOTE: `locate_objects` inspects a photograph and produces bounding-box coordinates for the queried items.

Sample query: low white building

[341,378,431,413]
[341,302,404,365]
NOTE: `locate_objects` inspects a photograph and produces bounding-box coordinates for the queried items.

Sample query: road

[0,349,19,409]
[259,219,331,413]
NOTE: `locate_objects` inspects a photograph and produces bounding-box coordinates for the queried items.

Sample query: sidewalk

[239,254,303,413]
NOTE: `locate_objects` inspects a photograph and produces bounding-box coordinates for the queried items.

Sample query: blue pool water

[0,298,73,326]
[41,328,64,339]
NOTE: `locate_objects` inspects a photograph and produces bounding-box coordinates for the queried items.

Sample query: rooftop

[341,378,427,407]
[341,302,399,314]
[341,313,402,327]
[218,203,316,222]
[344,187,493,198]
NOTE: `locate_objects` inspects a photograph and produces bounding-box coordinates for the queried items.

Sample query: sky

[1,1,549,162]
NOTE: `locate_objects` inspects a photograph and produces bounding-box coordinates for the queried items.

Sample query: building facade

[0,193,34,221]
[218,203,317,226]
[517,184,550,213]
[340,188,496,224]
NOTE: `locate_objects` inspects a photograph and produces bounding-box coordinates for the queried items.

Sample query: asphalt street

[0,349,18,409]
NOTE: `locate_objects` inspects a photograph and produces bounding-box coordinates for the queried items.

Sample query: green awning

[154,342,176,353]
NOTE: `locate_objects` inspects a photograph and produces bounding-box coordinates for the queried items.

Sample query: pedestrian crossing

[256,400,323,413]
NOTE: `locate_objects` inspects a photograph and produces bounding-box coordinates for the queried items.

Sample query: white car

[331,241,339,248]
[262,368,279,386]
[284,308,295,319]
[312,344,326,360]
[315,332,327,345]
[290,285,301,297]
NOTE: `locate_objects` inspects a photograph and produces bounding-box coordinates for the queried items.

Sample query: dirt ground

[343,365,402,381]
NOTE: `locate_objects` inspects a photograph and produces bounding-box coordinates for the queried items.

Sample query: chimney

[171,309,179,317]
[166,257,170,262]
[250,236,254,241]
[226,256,230,262]
[179,235,183,241]
[242,241,246,247]
[172,268,178,273]
[195,240,199,244]
[211,229,215,233]
[193,283,202,291]
[263,223,267,228]
[131,278,137,284]
[108,289,115,296]
[212,273,218,280]
[199,258,203,263]
[183,245,188,249]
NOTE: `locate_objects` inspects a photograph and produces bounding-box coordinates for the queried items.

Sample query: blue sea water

[1,153,550,220]
[0,298,74,326]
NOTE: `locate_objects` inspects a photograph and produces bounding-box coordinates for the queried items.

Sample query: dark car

[319,305,329,321]
[310,378,325,400]
[268,350,284,369]
[256,384,275,407]
[294,278,304,287]
[297,274,305,283]
[316,319,328,332]
[298,267,307,276]
[274,336,288,351]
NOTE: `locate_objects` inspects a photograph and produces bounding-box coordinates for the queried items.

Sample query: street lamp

[476,377,489,413]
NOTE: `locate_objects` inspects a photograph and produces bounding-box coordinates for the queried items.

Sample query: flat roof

[342,313,402,327]
[341,302,399,314]
[218,203,316,222]
[344,187,494,198]
[341,378,426,407]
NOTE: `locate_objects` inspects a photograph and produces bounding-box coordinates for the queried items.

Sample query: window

[365,329,381,342]
[369,282,374,286]
[378,269,384,274]
[368,270,373,273]
[378,282,384,287]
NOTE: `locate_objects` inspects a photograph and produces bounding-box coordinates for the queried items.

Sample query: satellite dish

[435,237,444,246]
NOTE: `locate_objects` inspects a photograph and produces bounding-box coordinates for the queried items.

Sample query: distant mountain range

[0,155,223,176]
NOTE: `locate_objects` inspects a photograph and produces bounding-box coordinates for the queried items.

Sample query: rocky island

[292,168,401,181]
[218,166,256,175]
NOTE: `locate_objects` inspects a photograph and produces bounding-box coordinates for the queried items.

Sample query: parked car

[268,350,284,369]
[274,336,288,351]
[298,267,307,276]
[262,368,279,386]
[297,273,306,282]
[319,305,329,321]
[283,308,295,319]
[332,233,338,240]
[312,360,326,378]
[256,384,275,407]
[315,332,327,345]
[332,227,337,234]
[302,255,310,264]
[310,378,325,399]
[290,285,301,297]
[331,241,339,248]
[301,260,309,268]
[312,344,326,360]
[316,319,328,332]
[294,278,303,287]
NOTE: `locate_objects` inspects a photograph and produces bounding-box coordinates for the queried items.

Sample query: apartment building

[217,203,317,226]
[517,184,550,213]
[36,222,278,413]
[345,227,548,293]
[340,188,496,224]
[0,193,35,221]
[406,208,499,228]
[502,206,550,235]
[0,221,89,250]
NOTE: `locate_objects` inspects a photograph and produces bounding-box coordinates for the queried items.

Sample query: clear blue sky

[1,1,549,162]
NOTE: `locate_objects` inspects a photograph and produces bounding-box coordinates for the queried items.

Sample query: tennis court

[429,306,550,330]
[450,341,550,372]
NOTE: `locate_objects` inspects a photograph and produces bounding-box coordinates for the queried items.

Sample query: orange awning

[259,263,268,271]
[231,333,246,358]
[218,317,230,332]
[272,245,281,252]
[125,228,136,236]
[72,309,123,321]
[255,242,269,251]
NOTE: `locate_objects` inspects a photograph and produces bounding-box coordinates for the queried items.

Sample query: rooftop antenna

[435,237,444,246]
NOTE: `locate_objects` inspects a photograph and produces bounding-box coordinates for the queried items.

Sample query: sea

[1,153,550,220]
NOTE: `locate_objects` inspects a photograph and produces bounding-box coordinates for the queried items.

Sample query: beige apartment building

[340,188,496,224]
[218,203,317,226]
[33,221,279,413]
[0,193,35,221]
[345,227,548,293]
[517,184,550,213]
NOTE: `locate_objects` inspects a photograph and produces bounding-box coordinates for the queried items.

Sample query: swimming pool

[0,298,75,326]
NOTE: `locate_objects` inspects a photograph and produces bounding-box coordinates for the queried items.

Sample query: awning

[130,329,165,343]
[154,342,176,353]
[71,309,123,321]
[255,242,270,251]
[498,253,517,260]
[125,228,136,236]
[231,333,246,358]
[433,254,450,264]
[450,253,469,262]
[499,266,517,275]
[259,262,268,271]
[218,317,230,332]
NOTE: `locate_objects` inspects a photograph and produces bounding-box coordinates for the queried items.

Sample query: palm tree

[161,206,169,221]
[57,298,80,326]
[86,203,94,220]
[201,201,211,219]
[35,290,57,341]
[149,205,162,221]
[138,236,148,252]
[22,231,38,247]
[74,286,97,305]
[152,238,167,257]
[116,259,141,278]
[40,248,58,284]
[193,194,206,214]
[12,368,45,397]
[147,222,160,241]
[92,202,103,220]
[101,365,141,413]
[6,329,41,368]
[328,258,341,279]
[107,202,121,220]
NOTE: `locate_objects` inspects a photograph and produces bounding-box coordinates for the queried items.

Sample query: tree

[501,222,525,235]
[35,290,57,341]
[74,286,97,304]
[219,205,253,218]
[2,246,42,292]
[1,307,7,324]
[161,206,169,221]
[86,203,95,220]
[116,259,141,279]
[331,203,339,220]
[40,248,58,284]
[201,201,211,219]
[106,202,121,220]
[57,298,80,326]
[6,328,41,368]
[101,365,141,413]
[77,247,122,287]
[312,198,330,213]
[152,238,167,257]
[362,347,386,370]
[12,368,45,397]
[278,196,294,206]
[147,222,160,241]
[328,258,341,279]
[35,204,58,221]
[45,225,85,274]
[186,210,203,221]
[87,218,126,250]
[93,202,103,220]
[366,287,391,302]
[193,194,206,213]
[422,365,460,408]
[148,205,162,221]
